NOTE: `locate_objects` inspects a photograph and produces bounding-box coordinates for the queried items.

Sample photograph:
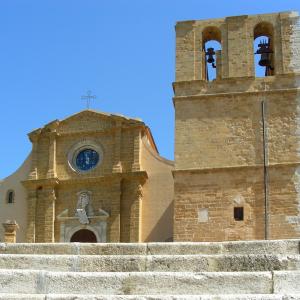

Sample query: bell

[259,53,271,67]
[256,39,273,68]
[205,47,216,68]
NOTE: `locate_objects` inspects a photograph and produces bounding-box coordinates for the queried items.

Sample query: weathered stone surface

[147,240,300,255]
[0,240,299,297]
[0,243,148,255]
[0,254,299,272]
[0,240,300,255]
[273,271,300,293]
[0,240,299,256]
[0,270,273,295]
[0,294,300,300]
[0,269,38,294]
[174,11,300,242]
[0,296,45,300]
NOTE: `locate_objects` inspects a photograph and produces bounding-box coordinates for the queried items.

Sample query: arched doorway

[70,229,97,243]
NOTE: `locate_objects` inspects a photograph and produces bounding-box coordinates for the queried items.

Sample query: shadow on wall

[144,200,174,242]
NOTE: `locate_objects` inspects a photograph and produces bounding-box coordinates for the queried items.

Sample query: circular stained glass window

[75,148,99,171]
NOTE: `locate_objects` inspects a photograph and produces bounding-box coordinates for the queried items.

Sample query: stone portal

[70,229,97,243]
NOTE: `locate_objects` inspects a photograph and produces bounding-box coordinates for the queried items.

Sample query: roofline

[144,126,159,154]
[27,109,145,136]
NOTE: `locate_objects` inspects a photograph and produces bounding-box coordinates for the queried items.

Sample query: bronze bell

[256,39,273,67]
[205,47,216,68]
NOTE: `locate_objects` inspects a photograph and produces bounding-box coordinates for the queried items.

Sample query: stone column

[46,132,57,178]
[129,183,143,242]
[26,190,37,243]
[28,131,40,180]
[43,188,56,242]
[112,123,122,173]
[2,220,19,243]
[132,128,141,172]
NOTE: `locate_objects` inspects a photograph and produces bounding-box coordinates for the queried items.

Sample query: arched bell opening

[70,229,97,243]
[253,22,275,77]
[202,26,222,82]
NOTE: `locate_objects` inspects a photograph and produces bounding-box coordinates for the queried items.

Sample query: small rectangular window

[234,207,244,221]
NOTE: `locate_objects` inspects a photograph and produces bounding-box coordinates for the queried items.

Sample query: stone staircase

[0,240,299,299]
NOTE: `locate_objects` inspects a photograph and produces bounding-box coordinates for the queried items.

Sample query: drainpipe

[261,83,269,240]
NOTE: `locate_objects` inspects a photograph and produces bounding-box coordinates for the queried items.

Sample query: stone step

[0,270,300,295]
[0,294,300,300]
[0,254,299,272]
[0,240,299,256]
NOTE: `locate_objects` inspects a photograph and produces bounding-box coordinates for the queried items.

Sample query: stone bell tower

[173,11,300,241]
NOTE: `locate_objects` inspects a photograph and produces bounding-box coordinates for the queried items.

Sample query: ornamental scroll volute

[136,184,143,200]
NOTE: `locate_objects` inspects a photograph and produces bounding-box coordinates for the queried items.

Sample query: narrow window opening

[6,190,14,204]
[204,40,222,81]
[254,22,274,77]
[234,207,244,221]
[202,26,222,82]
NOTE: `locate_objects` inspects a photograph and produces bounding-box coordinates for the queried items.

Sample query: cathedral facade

[1,11,300,243]
[0,111,174,243]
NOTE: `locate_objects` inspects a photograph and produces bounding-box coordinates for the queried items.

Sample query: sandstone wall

[141,135,174,242]
[174,11,300,241]
[0,154,31,242]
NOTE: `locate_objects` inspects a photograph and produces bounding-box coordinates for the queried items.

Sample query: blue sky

[1,0,299,179]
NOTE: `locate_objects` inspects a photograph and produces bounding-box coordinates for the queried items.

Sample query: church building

[1,11,300,243]
[0,110,174,243]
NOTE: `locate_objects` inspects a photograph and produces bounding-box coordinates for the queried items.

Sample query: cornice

[173,161,300,176]
[28,128,42,143]
[22,171,148,188]
[56,124,145,138]
[173,87,300,103]
[172,74,300,101]
[22,178,59,189]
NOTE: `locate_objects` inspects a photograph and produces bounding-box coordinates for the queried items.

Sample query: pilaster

[131,128,141,171]
[46,132,58,178]
[129,183,143,242]
[108,180,121,242]
[194,26,203,80]
[226,15,251,78]
[25,189,37,243]
[28,130,41,180]
[112,123,122,173]
[43,188,56,242]
[175,21,196,82]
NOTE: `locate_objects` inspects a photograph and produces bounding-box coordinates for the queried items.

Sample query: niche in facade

[6,190,14,204]
[202,26,222,81]
[254,22,275,77]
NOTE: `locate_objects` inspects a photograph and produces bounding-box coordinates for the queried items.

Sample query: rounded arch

[254,21,274,40]
[70,229,97,243]
[202,26,222,44]
[253,21,275,77]
[6,190,15,204]
[202,26,222,81]
[66,225,100,242]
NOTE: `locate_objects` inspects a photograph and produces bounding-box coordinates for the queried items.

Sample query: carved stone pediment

[58,110,116,134]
